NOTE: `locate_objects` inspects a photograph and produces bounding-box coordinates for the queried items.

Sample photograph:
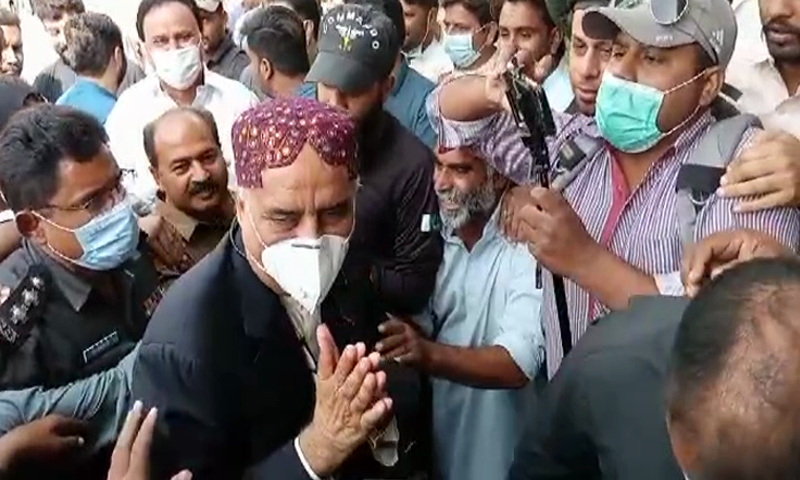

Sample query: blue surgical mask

[595,71,705,153]
[442,26,486,68]
[37,201,140,271]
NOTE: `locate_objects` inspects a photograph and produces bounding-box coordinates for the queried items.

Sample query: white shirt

[726,2,800,138]
[407,38,454,83]
[105,70,259,212]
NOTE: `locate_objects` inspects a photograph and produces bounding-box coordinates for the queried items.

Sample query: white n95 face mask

[149,45,203,90]
[260,235,350,314]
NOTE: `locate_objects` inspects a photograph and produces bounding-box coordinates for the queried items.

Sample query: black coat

[132,226,429,480]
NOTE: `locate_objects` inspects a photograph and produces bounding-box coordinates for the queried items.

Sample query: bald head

[143,107,228,218]
[667,257,800,480]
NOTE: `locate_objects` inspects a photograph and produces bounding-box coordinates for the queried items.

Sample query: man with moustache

[727,0,800,136]
[431,0,800,378]
[131,98,401,479]
[303,3,442,316]
[375,142,544,480]
[141,106,235,280]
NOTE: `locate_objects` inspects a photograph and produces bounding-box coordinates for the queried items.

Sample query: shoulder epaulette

[0,265,49,352]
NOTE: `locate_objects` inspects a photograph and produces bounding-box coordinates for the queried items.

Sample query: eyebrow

[168,148,217,167]
[71,169,120,208]
[319,199,351,214]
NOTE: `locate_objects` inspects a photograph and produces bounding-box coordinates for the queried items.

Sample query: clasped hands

[298,324,393,477]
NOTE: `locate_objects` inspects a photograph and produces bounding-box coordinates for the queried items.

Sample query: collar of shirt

[156,200,200,241]
[228,224,286,339]
[207,33,238,66]
[24,237,145,312]
[73,78,117,100]
[391,58,409,97]
[441,202,502,248]
[143,70,221,107]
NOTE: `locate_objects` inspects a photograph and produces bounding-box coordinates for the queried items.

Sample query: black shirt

[33,57,145,103]
[0,239,163,389]
[206,33,249,82]
[345,110,442,315]
[509,296,688,480]
[132,226,427,480]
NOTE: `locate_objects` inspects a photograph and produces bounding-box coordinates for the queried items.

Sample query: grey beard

[437,180,497,231]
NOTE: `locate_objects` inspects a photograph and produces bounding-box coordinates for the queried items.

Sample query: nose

[433,167,452,193]
[189,160,211,182]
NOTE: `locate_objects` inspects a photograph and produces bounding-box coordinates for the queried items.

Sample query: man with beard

[141,106,235,280]
[30,0,144,103]
[727,0,800,137]
[305,3,442,316]
[56,13,127,125]
[0,8,23,77]
[375,143,544,480]
[195,0,249,81]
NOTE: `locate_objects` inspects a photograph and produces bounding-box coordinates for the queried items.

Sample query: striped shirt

[427,84,800,377]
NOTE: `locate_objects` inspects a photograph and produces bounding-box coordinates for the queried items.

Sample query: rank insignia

[0,265,49,352]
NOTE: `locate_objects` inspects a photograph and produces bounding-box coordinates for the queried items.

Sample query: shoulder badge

[0,265,48,352]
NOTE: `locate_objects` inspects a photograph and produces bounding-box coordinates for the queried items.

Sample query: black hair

[136,0,202,41]
[440,0,500,25]
[0,8,21,27]
[31,0,84,21]
[264,0,321,40]
[143,107,221,168]
[401,0,438,10]
[668,257,800,480]
[503,0,554,28]
[246,6,310,77]
[61,13,123,77]
[348,0,406,47]
[561,0,609,35]
[0,105,108,212]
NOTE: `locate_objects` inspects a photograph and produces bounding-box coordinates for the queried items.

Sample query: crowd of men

[0,0,798,479]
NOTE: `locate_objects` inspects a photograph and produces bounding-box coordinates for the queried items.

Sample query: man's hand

[515,187,598,277]
[375,316,432,369]
[298,325,393,477]
[500,185,535,242]
[481,46,555,111]
[719,130,800,211]
[0,415,88,472]
[682,229,791,297]
[108,401,191,480]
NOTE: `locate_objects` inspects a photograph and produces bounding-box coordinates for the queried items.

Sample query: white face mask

[149,45,203,90]
[246,205,352,314]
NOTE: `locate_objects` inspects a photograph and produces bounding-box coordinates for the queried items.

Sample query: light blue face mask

[442,26,486,68]
[595,71,705,153]
[37,201,140,271]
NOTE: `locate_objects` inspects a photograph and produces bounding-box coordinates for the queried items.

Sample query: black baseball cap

[306,4,399,94]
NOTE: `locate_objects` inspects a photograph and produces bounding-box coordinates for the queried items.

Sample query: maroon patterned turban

[232,97,358,188]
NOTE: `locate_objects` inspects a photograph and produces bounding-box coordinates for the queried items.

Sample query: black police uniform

[0,238,164,390]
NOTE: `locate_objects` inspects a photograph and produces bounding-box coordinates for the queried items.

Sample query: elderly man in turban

[131,97,401,480]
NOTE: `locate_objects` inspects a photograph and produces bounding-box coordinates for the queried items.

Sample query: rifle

[503,59,573,356]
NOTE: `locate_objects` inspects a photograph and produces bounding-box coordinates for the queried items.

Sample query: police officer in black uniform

[0,104,164,392]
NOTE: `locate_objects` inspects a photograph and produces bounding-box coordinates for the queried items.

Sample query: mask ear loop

[660,69,711,137]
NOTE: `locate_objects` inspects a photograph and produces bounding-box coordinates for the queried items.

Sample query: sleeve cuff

[294,437,323,480]
[654,272,686,296]
[494,331,544,380]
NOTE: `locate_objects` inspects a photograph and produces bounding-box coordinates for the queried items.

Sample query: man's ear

[150,164,165,195]
[549,27,563,56]
[15,211,42,241]
[260,58,273,81]
[303,19,315,47]
[485,22,499,46]
[699,66,723,108]
[381,74,394,97]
